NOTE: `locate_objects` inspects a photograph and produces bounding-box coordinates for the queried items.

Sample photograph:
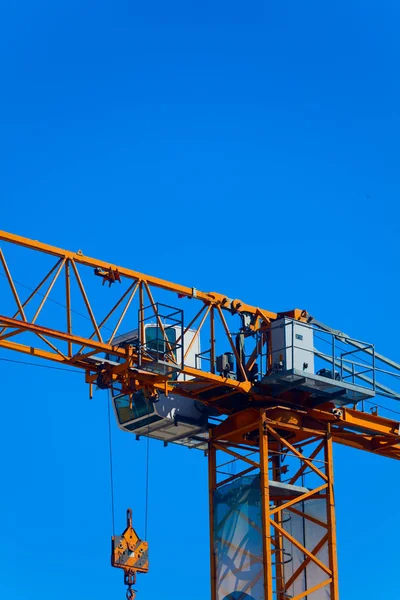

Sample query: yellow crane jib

[111,509,149,600]
[4,230,400,598]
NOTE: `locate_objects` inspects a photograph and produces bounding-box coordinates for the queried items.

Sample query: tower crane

[1,230,400,600]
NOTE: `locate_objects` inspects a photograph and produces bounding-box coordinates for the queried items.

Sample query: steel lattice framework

[0,230,399,600]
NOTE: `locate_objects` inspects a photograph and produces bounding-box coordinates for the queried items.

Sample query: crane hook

[125,571,137,600]
[112,509,148,600]
[126,587,135,600]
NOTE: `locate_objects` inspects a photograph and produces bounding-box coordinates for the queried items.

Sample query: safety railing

[262,319,377,395]
[137,302,184,373]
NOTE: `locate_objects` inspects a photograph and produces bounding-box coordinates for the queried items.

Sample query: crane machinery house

[110,323,208,449]
[266,317,375,406]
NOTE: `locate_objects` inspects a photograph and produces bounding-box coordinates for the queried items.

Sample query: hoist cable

[107,389,116,537]
[144,399,151,541]
[364,399,400,417]
[145,432,150,540]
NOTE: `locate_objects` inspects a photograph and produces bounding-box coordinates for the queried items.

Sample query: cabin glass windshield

[114,392,154,425]
[145,326,177,354]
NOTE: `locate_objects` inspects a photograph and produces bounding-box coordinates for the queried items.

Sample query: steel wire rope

[2,268,379,377]
[314,332,373,367]
[0,266,178,544]
[0,355,82,373]
[144,384,155,542]
[314,331,400,399]
[0,270,115,332]
[314,332,400,401]
[313,331,399,377]
[107,389,116,536]
[2,269,398,378]
[210,312,400,417]
[4,354,400,426]
[363,399,400,417]
[0,356,119,536]
[3,273,400,427]
[145,408,150,541]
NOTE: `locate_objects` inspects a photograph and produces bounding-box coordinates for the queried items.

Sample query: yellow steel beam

[326,428,339,600]
[0,315,128,358]
[0,230,301,320]
[0,315,253,396]
[1,230,400,460]
[259,413,273,600]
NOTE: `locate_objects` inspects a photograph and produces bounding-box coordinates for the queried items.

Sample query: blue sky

[0,1,399,599]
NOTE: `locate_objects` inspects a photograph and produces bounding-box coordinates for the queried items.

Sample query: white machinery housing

[270,317,315,374]
[266,317,376,407]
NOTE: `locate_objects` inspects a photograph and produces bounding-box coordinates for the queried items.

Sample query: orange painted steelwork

[1,230,400,599]
[210,411,339,599]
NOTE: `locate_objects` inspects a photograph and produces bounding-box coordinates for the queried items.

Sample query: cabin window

[145,326,176,355]
[114,392,154,425]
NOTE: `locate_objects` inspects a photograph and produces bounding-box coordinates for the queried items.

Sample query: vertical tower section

[208,410,340,600]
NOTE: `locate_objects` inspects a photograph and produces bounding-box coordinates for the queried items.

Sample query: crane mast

[1,230,400,600]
